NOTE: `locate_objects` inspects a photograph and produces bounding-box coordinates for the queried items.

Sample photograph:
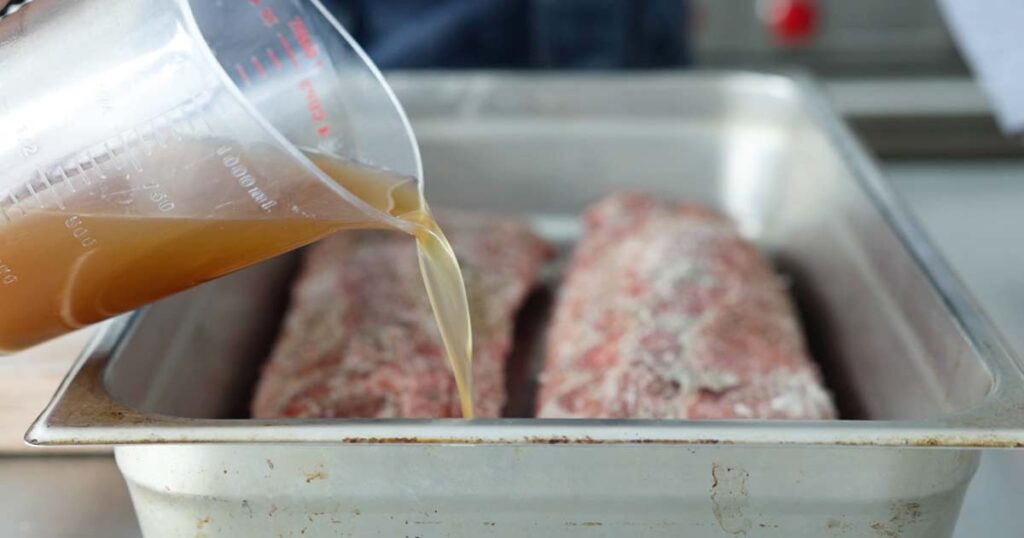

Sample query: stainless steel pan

[28,73,1024,538]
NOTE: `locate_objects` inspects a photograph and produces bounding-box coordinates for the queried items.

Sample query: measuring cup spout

[184,0,426,231]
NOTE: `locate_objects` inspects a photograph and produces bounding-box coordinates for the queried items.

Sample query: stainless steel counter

[1,160,1022,536]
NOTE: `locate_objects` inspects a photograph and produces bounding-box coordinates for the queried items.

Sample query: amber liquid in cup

[0,153,475,417]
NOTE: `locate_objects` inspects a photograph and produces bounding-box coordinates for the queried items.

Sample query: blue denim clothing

[321,0,690,69]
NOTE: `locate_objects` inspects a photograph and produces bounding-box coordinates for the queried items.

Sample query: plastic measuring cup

[0,0,425,352]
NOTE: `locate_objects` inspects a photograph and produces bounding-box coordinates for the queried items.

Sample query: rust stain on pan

[870,501,924,537]
[710,463,752,535]
[26,425,1021,447]
[332,436,732,445]
[29,433,1023,447]
[832,436,1024,448]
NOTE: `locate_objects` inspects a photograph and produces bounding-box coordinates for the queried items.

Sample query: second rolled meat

[537,193,836,420]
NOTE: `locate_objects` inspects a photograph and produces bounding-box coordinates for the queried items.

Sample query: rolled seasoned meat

[252,211,552,419]
[537,193,836,419]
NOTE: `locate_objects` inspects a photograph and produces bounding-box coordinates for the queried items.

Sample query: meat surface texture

[252,212,551,419]
[536,193,836,419]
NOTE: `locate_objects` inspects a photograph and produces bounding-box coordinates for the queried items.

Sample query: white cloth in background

[939,0,1024,136]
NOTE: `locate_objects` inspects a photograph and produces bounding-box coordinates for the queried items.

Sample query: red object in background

[761,0,818,46]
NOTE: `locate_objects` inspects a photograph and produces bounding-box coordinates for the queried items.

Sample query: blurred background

[323,0,958,73]
[315,0,1019,158]
[1,0,1018,157]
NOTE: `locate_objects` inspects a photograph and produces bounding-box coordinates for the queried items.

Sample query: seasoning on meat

[252,211,552,419]
[536,193,836,419]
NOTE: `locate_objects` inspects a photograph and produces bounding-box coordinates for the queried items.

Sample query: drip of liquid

[309,155,475,419]
[414,224,475,419]
[0,152,475,418]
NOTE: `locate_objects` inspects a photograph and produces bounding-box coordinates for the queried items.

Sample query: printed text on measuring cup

[217,146,278,212]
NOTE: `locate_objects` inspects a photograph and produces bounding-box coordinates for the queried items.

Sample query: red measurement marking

[317,126,331,138]
[249,0,261,5]
[278,32,300,67]
[266,48,283,70]
[299,79,326,122]
[289,16,319,59]
[259,7,279,27]
[250,55,268,77]
[235,63,252,86]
